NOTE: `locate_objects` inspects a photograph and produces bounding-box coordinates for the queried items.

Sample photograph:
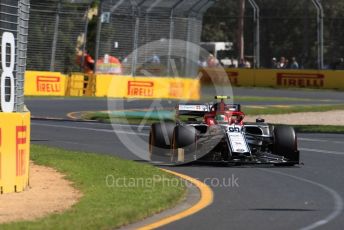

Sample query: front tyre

[273,126,299,165]
[171,126,197,163]
[149,122,175,161]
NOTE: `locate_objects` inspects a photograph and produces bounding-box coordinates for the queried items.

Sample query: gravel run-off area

[0,162,82,224]
[246,110,344,126]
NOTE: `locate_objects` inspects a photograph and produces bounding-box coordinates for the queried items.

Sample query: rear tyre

[273,126,299,165]
[171,126,197,163]
[149,122,175,161]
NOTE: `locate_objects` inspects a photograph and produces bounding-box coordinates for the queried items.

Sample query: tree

[202,0,344,68]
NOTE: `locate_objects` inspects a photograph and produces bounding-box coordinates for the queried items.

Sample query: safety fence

[25,0,214,78]
[27,0,91,73]
[203,0,344,70]
[97,0,213,78]
[25,0,344,74]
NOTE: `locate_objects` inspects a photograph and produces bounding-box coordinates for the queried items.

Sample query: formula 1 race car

[149,96,300,166]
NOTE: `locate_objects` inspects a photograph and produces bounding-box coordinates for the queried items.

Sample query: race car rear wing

[226,104,241,112]
[177,104,210,116]
[176,103,241,116]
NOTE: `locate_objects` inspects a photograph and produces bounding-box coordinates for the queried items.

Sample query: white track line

[300,148,344,155]
[111,123,150,129]
[260,169,343,230]
[36,120,151,129]
[299,138,344,145]
[85,122,150,129]
[32,123,149,136]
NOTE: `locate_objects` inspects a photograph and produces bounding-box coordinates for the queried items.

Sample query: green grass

[202,95,326,102]
[234,96,312,102]
[85,112,117,123]
[1,145,186,230]
[207,85,344,92]
[294,125,344,134]
[242,104,344,116]
[84,112,172,125]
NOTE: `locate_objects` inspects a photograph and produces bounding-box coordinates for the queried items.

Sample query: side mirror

[256,118,265,123]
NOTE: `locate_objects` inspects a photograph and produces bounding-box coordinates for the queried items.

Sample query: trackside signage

[169,82,184,97]
[225,71,239,86]
[127,81,154,97]
[199,68,239,85]
[25,71,67,96]
[36,76,62,93]
[200,68,344,90]
[96,75,200,100]
[16,126,27,177]
[276,73,324,88]
[0,128,1,180]
[0,112,30,193]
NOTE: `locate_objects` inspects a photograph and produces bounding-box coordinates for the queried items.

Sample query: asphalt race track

[27,87,344,119]
[27,87,344,230]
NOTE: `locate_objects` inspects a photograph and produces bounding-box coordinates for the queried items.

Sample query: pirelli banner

[200,68,344,90]
[0,0,31,193]
[0,112,30,193]
[25,71,68,96]
[95,75,200,100]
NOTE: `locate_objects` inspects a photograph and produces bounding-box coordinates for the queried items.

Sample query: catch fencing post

[248,0,260,68]
[311,0,324,69]
[167,0,186,76]
[130,0,146,76]
[50,0,62,72]
[95,0,104,73]
[81,5,91,72]
[186,0,209,77]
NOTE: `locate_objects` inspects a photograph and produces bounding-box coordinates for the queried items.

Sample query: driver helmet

[215,114,229,124]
